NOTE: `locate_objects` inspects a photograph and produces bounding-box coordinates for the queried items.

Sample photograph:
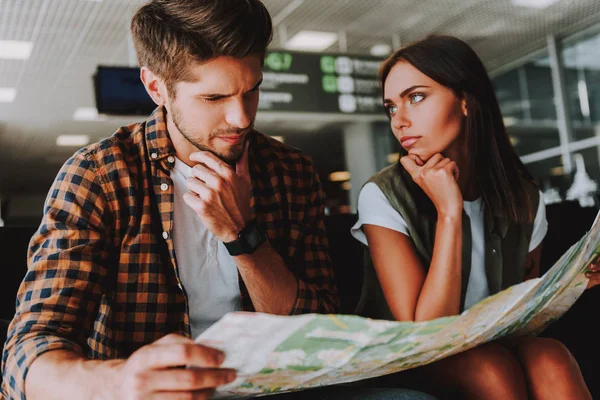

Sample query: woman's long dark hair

[380,35,536,224]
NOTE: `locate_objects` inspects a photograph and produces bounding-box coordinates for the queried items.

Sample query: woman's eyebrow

[383,85,430,104]
[398,85,430,98]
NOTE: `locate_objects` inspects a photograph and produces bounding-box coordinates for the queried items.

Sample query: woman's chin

[408,151,427,163]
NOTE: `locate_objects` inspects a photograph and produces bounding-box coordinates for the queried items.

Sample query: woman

[351,35,597,400]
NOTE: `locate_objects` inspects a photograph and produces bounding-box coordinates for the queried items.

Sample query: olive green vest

[356,162,539,320]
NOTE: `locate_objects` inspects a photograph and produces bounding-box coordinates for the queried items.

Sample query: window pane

[562,28,600,141]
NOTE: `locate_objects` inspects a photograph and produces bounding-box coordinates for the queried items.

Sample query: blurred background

[2,0,600,225]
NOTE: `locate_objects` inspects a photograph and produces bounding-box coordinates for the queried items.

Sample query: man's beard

[171,106,253,166]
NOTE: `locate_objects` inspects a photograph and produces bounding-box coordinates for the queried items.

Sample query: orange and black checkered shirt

[1,107,338,399]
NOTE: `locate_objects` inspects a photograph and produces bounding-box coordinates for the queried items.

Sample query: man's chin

[218,145,245,165]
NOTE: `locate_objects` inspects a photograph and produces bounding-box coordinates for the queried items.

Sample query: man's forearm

[25,350,119,400]
[235,242,298,314]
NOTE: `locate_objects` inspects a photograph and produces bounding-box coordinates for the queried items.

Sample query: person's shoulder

[65,121,146,172]
[252,130,315,170]
[368,162,405,187]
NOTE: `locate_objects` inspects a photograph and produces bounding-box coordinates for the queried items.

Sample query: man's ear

[140,67,167,106]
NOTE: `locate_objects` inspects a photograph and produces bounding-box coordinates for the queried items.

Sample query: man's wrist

[82,359,119,400]
[223,218,267,256]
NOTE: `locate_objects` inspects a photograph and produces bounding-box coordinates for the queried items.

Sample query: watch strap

[223,219,267,256]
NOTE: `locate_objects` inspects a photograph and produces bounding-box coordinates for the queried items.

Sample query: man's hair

[131,0,273,93]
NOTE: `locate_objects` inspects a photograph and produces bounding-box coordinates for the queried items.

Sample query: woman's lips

[400,136,421,149]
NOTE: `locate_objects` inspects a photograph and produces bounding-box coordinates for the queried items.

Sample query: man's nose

[225,98,252,130]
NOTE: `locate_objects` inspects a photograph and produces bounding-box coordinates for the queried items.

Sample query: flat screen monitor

[94,66,155,115]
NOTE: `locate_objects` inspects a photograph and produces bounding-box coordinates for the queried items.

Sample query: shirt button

[162,231,169,240]
[151,152,158,159]
[167,156,175,163]
[160,183,169,191]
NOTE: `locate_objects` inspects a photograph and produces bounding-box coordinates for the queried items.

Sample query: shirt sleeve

[289,164,339,315]
[1,153,112,400]
[350,182,410,246]
[529,190,549,252]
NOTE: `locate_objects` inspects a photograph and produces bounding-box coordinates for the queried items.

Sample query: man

[1,1,436,399]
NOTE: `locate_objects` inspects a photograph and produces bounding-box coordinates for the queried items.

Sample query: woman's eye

[409,93,425,104]
[386,105,398,116]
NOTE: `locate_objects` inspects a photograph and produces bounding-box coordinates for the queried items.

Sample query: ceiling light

[0,88,16,102]
[329,171,351,182]
[286,31,338,51]
[370,44,392,57]
[0,40,33,60]
[511,0,560,9]
[73,107,106,121]
[56,135,90,147]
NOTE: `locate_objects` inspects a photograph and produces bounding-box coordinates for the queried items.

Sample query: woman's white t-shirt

[351,182,548,309]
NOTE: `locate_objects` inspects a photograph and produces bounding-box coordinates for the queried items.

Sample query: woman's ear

[461,97,468,117]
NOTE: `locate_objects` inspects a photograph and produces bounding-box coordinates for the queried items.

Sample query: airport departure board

[259,51,383,114]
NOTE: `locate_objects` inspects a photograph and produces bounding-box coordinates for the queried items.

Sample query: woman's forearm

[414,213,463,321]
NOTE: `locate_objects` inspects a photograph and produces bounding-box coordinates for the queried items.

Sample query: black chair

[323,213,363,314]
[539,201,599,397]
[0,227,37,322]
[0,226,37,389]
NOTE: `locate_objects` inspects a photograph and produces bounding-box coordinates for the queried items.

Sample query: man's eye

[201,97,223,103]
[409,93,425,104]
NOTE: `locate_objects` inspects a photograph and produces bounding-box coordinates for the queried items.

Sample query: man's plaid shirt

[1,107,338,399]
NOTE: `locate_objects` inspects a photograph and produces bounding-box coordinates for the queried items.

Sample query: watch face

[236,219,266,254]
[247,229,262,249]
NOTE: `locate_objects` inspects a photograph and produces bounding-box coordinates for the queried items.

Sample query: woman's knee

[460,343,525,385]
[429,343,526,394]
[515,337,576,373]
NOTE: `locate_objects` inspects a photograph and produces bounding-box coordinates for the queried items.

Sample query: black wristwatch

[223,219,267,256]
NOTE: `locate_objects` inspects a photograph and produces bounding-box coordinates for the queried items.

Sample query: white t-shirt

[171,158,242,338]
[351,182,548,309]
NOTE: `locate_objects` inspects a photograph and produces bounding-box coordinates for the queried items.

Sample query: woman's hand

[400,153,463,217]
[586,255,600,289]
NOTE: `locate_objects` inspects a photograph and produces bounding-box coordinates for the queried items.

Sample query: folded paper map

[197,211,600,399]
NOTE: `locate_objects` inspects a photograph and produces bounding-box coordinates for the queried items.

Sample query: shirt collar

[144,106,177,163]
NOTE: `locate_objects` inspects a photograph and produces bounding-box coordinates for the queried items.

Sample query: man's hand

[105,334,236,400]
[183,143,253,243]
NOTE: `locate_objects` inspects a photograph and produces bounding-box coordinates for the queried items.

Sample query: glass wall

[492,53,560,153]
[488,25,600,205]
